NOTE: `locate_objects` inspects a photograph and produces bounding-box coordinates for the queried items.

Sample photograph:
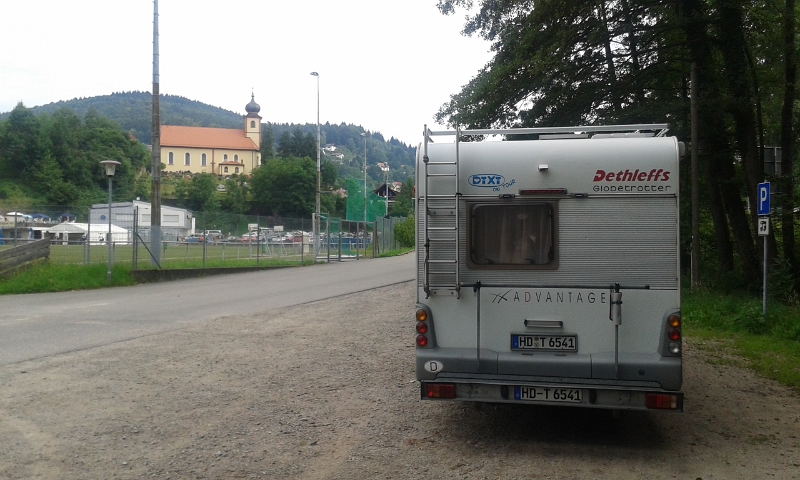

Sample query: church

[160,94,262,176]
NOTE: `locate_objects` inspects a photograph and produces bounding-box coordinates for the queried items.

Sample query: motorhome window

[470,204,554,266]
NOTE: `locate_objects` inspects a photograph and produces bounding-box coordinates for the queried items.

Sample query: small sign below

[758,217,770,236]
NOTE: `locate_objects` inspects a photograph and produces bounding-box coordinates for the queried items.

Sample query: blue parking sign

[757,182,770,216]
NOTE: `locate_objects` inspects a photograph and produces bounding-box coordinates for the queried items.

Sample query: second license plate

[511,334,577,351]
[514,386,583,403]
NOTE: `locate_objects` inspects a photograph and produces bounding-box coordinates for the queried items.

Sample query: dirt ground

[1,281,799,479]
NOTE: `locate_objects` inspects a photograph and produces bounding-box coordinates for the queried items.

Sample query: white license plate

[514,386,583,403]
[511,334,577,351]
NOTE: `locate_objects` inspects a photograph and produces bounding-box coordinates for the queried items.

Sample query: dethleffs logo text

[593,169,670,182]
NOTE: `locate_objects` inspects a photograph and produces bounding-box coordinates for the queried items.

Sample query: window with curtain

[469,203,555,267]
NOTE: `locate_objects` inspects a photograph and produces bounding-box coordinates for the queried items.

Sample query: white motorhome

[415,124,684,411]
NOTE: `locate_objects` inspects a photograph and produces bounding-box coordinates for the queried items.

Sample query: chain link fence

[0,204,405,269]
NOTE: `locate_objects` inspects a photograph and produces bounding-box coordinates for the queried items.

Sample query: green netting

[345,177,386,222]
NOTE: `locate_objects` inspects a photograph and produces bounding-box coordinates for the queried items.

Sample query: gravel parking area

[0,281,799,479]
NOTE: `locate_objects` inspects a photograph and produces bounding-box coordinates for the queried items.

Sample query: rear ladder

[422,125,460,298]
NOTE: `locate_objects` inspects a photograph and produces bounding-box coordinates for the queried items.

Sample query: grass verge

[376,247,414,258]
[0,262,137,294]
[0,258,310,294]
[683,287,800,391]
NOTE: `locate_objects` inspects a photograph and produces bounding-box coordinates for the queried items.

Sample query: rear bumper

[419,376,683,411]
[416,347,683,411]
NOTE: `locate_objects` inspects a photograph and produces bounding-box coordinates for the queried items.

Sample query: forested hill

[0,91,417,177]
[1,92,246,145]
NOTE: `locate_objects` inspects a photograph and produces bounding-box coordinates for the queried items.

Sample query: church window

[201,153,207,166]
[168,152,174,165]
[184,153,190,166]
[223,166,229,173]
[235,167,240,173]
[224,154,228,161]
[250,120,255,128]
[234,154,239,162]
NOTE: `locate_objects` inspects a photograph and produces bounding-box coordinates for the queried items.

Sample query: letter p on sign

[757,182,770,216]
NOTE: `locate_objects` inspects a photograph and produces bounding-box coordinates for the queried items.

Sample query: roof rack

[425,123,670,140]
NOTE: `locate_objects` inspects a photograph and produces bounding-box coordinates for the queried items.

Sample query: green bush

[394,216,415,248]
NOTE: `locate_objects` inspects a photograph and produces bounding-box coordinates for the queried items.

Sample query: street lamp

[360,132,367,224]
[99,160,121,282]
[310,71,321,257]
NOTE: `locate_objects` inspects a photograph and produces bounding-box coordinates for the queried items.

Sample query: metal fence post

[325,215,330,263]
[133,206,138,270]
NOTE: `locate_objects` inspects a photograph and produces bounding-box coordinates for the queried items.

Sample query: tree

[221,176,250,214]
[321,160,338,190]
[277,126,316,159]
[250,157,316,217]
[260,123,275,162]
[0,103,151,208]
[30,154,82,205]
[176,173,219,212]
[780,0,797,285]
[435,1,684,129]
[0,103,47,179]
[390,177,415,217]
[394,215,415,247]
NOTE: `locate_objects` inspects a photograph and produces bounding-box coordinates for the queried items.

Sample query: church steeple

[245,91,261,115]
[244,91,262,152]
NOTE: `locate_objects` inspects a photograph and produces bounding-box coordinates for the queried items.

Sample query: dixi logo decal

[469,174,504,186]
[469,174,516,192]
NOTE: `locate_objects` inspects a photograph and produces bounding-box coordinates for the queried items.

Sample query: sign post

[757,182,770,317]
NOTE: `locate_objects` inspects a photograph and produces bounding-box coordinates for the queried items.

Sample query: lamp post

[99,160,121,282]
[360,133,367,224]
[310,71,321,257]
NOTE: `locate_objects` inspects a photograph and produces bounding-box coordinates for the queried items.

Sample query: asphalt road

[0,254,415,365]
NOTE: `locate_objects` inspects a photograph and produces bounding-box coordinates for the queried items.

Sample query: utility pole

[150,0,162,266]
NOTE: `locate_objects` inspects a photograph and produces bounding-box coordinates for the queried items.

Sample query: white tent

[46,222,130,244]
[6,212,31,220]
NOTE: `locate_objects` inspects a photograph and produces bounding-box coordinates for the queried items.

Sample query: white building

[89,200,193,241]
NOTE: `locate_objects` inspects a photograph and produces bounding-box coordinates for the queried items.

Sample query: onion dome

[245,93,260,114]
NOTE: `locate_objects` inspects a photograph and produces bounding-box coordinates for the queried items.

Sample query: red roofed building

[161,94,262,176]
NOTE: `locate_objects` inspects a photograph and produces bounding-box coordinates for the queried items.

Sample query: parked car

[204,230,222,240]
[185,234,204,243]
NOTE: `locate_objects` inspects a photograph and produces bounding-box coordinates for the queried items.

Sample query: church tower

[244,92,262,148]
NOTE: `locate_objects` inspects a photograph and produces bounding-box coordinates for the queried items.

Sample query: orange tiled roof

[161,126,257,150]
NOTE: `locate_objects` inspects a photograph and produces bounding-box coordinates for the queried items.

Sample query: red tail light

[645,393,679,410]
[425,383,455,399]
[416,335,428,347]
[416,322,428,334]
[668,329,681,341]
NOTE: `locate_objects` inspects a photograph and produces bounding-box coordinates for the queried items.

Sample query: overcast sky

[0,1,492,145]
